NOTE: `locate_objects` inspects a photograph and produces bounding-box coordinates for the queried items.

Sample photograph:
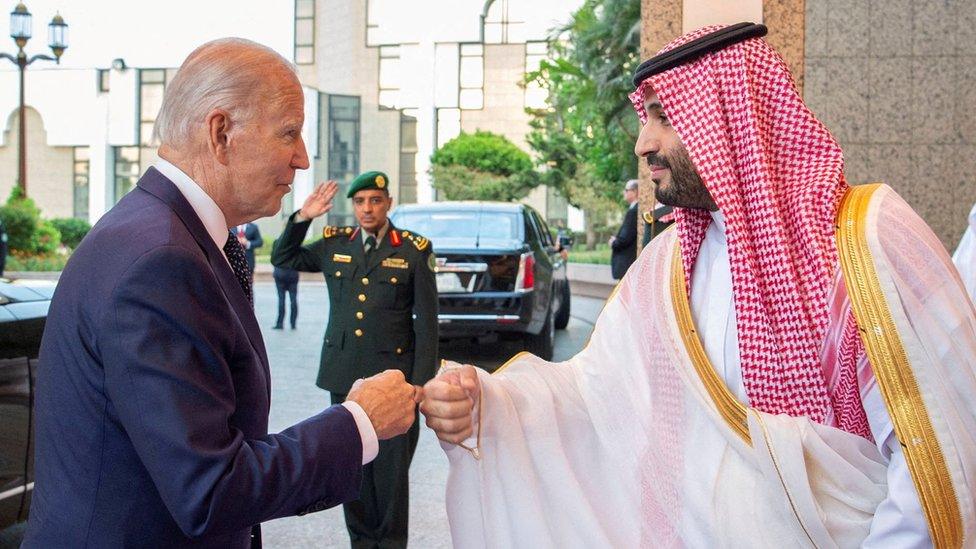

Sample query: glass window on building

[484,0,527,44]
[328,95,360,225]
[139,69,166,147]
[459,44,483,110]
[114,146,140,204]
[378,45,401,110]
[73,147,90,220]
[524,41,548,109]
[399,110,418,204]
[294,0,315,64]
[97,69,109,93]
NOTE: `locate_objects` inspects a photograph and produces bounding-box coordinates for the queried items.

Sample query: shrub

[6,251,69,272]
[430,165,536,202]
[0,187,42,253]
[431,131,533,177]
[31,220,61,255]
[50,217,91,249]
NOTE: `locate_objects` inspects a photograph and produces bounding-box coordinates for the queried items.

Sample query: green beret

[346,170,391,198]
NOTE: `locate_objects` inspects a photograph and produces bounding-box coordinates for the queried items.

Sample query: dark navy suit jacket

[24,168,363,548]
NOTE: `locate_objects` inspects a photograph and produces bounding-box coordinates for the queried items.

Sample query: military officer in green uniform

[271,171,438,548]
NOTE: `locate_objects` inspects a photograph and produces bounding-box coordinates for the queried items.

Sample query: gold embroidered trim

[836,184,962,548]
[669,244,751,444]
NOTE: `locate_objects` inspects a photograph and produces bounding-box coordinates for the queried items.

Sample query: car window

[392,210,521,240]
[533,211,554,247]
[525,209,551,247]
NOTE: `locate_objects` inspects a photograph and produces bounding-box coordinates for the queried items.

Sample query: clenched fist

[420,364,480,445]
[347,370,422,440]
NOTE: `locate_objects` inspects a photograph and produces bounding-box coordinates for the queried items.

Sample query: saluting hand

[421,363,480,445]
[299,180,339,220]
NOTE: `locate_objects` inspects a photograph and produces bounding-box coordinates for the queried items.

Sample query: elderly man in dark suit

[23,38,420,549]
[609,179,640,279]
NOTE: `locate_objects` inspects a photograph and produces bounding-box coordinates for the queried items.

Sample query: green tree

[524,0,641,248]
[430,131,535,201]
[0,186,64,255]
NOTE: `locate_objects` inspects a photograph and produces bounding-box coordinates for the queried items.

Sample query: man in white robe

[420,23,976,548]
[953,201,976,301]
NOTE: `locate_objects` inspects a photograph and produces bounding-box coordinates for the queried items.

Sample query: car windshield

[392,210,520,241]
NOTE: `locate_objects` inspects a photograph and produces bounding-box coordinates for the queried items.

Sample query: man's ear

[205,109,232,165]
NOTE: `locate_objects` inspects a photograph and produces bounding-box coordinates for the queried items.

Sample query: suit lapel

[137,168,271,372]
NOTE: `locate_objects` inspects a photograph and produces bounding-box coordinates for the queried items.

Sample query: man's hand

[608,235,617,246]
[299,180,339,220]
[347,370,421,440]
[420,365,480,445]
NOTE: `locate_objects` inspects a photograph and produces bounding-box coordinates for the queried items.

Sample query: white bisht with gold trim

[442,184,976,548]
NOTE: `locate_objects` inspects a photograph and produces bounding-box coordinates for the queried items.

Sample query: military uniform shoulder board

[323,226,353,239]
[406,233,430,251]
[642,211,654,224]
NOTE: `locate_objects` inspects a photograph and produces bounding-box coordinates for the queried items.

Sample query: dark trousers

[274,279,298,328]
[331,392,419,549]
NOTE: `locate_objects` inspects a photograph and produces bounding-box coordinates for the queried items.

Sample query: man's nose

[634,123,658,159]
[293,136,311,170]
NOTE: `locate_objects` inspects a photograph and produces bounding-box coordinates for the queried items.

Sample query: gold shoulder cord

[836,184,963,548]
[669,245,751,444]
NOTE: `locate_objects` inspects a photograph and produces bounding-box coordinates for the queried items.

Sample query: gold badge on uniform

[381,257,408,269]
[333,253,352,263]
[375,174,386,188]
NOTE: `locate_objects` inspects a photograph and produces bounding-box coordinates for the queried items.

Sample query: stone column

[636,0,682,247]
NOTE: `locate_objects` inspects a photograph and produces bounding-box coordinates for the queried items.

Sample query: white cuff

[294,210,309,223]
[341,401,379,464]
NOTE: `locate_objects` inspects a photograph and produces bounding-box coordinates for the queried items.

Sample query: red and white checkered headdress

[630,26,849,424]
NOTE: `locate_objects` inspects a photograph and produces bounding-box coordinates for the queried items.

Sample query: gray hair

[154,37,297,147]
[624,179,639,191]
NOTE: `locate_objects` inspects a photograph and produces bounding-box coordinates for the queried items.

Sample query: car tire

[554,282,571,330]
[525,305,555,360]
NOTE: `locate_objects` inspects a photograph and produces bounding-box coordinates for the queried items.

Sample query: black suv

[390,202,570,360]
[0,279,51,543]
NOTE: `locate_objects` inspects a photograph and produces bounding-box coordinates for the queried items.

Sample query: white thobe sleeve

[860,380,932,548]
[951,202,976,302]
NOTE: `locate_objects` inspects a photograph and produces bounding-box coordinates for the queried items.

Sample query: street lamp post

[0,3,67,196]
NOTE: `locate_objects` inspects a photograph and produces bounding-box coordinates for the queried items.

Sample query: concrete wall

[0,107,74,218]
[460,44,533,149]
[804,0,976,248]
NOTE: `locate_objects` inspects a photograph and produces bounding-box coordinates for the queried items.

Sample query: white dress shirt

[689,209,931,547]
[154,159,379,465]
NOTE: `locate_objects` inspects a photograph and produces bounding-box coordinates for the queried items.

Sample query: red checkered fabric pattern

[630,26,857,425]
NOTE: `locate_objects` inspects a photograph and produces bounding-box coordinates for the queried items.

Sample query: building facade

[636,0,976,249]
[0,0,583,242]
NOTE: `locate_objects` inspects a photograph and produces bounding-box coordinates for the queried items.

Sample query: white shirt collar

[154,158,230,251]
[708,209,727,245]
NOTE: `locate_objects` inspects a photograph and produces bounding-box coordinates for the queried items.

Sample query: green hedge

[50,217,91,249]
[6,252,69,272]
[567,244,611,265]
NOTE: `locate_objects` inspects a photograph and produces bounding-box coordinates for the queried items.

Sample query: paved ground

[254,281,603,548]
